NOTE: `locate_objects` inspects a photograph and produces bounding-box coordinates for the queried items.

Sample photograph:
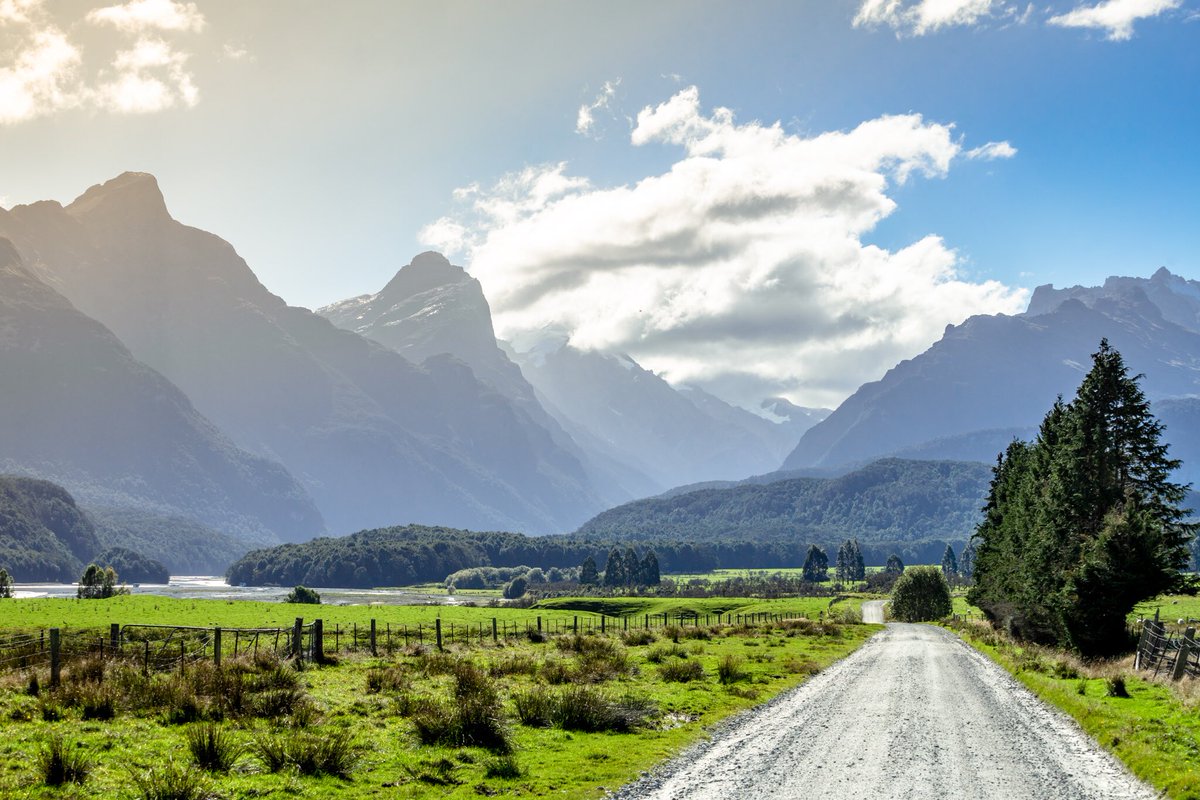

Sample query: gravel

[609,623,1159,800]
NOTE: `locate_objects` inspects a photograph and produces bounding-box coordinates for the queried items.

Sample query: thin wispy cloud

[966,141,1018,160]
[576,78,620,137]
[423,86,1025,408]
[86,0,205,33]
[1048,0,1181,40]
[854,0,1012,36]
[0,0,209,125]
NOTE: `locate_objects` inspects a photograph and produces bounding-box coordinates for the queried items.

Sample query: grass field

[0,598,879,799]
[950,619,1200,799]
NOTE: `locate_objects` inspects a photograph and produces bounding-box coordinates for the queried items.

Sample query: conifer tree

[884,554,905,574]
[834,541,851,583]
[603,547,625,587]
[641,550,661,586]
[970,340,1195,655]
[850,538,866,581]
[940,544,958,581]
[802,545,828,582]
[959,540,976,579]
[579,555,599,585]
[623,547,641,586]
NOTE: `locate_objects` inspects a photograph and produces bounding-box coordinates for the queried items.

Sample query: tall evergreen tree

[970,340,1195,655]
[579,555,599,586]
[641,550,661,586]
[834,540,851,583]
[603,547,625,587]
[850,538,866,581]
[802,545,828,582]
[623,547,641,586]
[940,544,958,581]
[959,540,976,579]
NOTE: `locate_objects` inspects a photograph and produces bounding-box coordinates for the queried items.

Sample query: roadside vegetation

[0,601,875,799]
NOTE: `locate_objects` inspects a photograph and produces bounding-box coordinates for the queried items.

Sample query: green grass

[0,609,878,799]
[535,595,837,620]
[1132,595,1200,626]
[950,620,1200,799]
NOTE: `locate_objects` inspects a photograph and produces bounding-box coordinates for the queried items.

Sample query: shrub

[554,686,655,732]
[186,723,244,772]
[717,655,748,685]
[889,566,953,622]
[540,659,573,684]
[485,754,524,779]
[253,730,358,777]
[128,759,210,800]
[412,660,512,753]
[284,585,321,604]
[658,659,705,683]
[1106,675,1130,698]
[512,686,555,727]
[366,666,407,693]
[38,737,91,786]
[621,629,656,646]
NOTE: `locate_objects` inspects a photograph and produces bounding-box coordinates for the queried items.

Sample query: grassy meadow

[0,594,879,799]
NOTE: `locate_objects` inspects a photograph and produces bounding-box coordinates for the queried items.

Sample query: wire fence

[1133,618,1200,680]
[0,609,823,682]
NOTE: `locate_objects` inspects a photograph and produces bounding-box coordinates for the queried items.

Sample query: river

[11,576,466,605]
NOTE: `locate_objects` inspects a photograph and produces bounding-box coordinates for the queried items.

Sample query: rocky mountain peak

[379,250,471,299]
[65,171,171,226]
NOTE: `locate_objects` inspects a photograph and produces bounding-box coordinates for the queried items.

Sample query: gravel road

[611,624,1158,800]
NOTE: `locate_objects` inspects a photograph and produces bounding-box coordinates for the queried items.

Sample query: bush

[186,723,244,772]
[889,566,952,622]
[38,737,91,786]
[512,686,556,727]
[554,686,655,732]
[285,585,321,604]
[412,660,512,753]
[658,659,705,682]
[128,759,210,800]
[1106,675,1130,698]
[717,654,748,685]
[253,730,358,777]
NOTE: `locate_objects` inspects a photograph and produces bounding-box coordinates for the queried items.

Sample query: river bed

[11,576,466,605]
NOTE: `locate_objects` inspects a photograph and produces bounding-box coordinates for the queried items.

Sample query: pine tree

[959,540,976,579]
[970,340,1196,655]
[802,545,828,582]
[579,556,599,585]
[940,544,958,581]
[623,547,641,587]
[850,539,866,581]
[834,541,851,583]
[0,568,11,599]
[884,554,905,574]
[641,550,661,585]
[603,548,625,587]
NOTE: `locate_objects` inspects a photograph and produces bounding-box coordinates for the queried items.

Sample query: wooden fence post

[601,615,606,634]
[49,628,61,688]
[492,618,498,643]
[370,619,377,657]
[313,619,324,663]
[213,627,222,667]
[435,618,443,651]
[573,616,578,634]
[1173,627,1196,681]
[110,623,120,656]
[537,616,542,634]
[293,618,303,660]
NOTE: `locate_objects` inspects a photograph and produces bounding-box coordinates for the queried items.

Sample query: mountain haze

[0,175,606,535]
[0,237,322,544]
[784,270,1200,483]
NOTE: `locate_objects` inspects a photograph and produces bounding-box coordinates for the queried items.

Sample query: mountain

[0,475,99,581]
[87,508,250,575]
[510,341,807,492]
[0,174,602,535]
[0,237,322,543]
[320,253,819,504]
[318,253,648,506]
[575,458,992,565]
[784,270,1200,482]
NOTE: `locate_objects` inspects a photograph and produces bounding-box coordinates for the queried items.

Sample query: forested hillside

[0,476,99,581]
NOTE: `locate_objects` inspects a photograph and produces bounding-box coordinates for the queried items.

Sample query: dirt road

[862,599,885,624]
[611,624,1156,800]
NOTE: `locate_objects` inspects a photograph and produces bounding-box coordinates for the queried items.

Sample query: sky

[2,0,1199,410]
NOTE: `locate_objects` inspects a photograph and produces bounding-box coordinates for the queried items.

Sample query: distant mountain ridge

[0,237,322,544]
[0,475,99,581]
[784,269,1200,483]
[0,174,607,535]
[321,251,828,504]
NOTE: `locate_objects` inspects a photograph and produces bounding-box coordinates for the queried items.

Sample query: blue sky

[2,0,1198,407]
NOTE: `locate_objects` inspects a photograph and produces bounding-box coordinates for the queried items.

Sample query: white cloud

[854,0,1011,35]
[966,140,1017,159]
[95,37,198,112]
[221,42,250,61]
[418,217,469,255]
[86,0,205,33]
[0,0,207,124]
[0,27,82,123]
[575,78,619,136]
[424,87,1027,409]
[1048,0,1180,40]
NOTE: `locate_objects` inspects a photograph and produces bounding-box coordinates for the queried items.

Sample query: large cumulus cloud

[421,86,1027,409]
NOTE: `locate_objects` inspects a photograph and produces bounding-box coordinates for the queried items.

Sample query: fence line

[0,609,824,679]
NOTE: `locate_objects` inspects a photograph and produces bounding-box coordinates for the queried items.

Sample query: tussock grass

[38,736,91,786]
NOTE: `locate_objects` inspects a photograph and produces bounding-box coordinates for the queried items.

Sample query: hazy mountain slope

[88,508,252,576]
[0,475,99,581]
[511,343,796,490]
[319,253,650,506]
[784,279,1200,479]
[0,174,601,534]
[0,238,322,543]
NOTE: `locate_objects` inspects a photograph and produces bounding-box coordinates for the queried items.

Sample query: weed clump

[1106,675,1130,698]
[38,737,91,786]
[622,630,656,646]
[658,659,705,683]
[717,654,748,685]
[128,759,210,800]
[412,660,512,753]
[186,723,245,772]
[253,729,359,777]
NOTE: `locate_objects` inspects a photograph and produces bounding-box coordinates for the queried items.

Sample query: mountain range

[784,268,1200,487]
